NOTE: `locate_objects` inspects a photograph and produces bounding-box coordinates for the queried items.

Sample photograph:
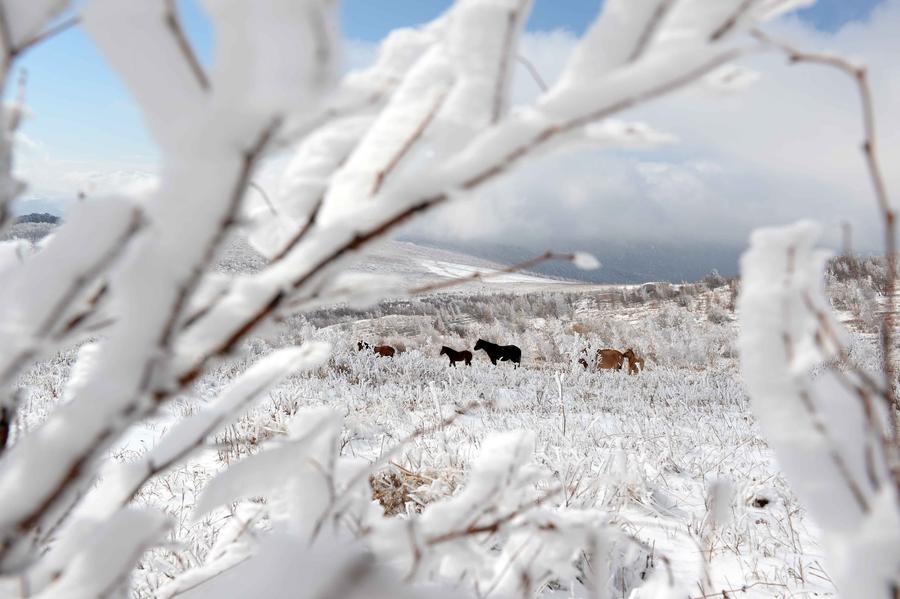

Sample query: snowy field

[12,234,882,598]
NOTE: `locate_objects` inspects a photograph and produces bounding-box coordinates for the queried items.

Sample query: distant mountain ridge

[6,212,737,284]
[399,236,743,284]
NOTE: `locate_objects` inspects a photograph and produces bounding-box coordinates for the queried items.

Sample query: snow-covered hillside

[218,232,573,290]
[14,234,883,598]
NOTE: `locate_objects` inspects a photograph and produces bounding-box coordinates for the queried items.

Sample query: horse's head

[622,348,636,361]
[474,339,486,351]
[439,346,449,356]
[357,341,364,351]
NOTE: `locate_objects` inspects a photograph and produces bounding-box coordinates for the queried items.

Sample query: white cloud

[14,2,899,259]
[405,2,900,253]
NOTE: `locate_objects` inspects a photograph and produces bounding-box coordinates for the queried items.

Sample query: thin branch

[275,91,385,151]
[803,292,895,412]
[781,244,870,514]
[753,28,898,431]
[492,0,530,123]
[370,90,448,197]
[710,0,760,42]
[0,121,280,564]
[628,0,676,63]
[516,55,548,92]
[425,486,561,546]
[94,520,171,599]
[317,400,490,527]
[54,283,109,340]
[14,17,80,57]
[270,196,324,263]
[462,49,741,190]
[690,580,788,599]
[164,0,209,91]
[159,118,281,350]
[0,208,144,388]
[0,5,14,64]
[117,375,286,511]
[249,181,278,217]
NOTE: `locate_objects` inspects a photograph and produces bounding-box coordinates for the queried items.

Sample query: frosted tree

[0,0,867,597]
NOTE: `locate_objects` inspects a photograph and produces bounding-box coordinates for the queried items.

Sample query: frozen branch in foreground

[738,221,900,598]
[752,27,899,434]
[0,0,836,595]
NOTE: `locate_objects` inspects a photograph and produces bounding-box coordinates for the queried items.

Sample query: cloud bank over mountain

[402,2,900,259]
[14,1,900,280]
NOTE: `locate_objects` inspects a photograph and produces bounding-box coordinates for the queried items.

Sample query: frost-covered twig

[752,27,899,431]
[0,1,825,594]
[739,222,900,597]
[491,0,531,123]
[370,90,448,197]
[424,485,561,545]
[0,202,143,390]
[689,580,788,599]
[628,0,677,63]
[312,399,490,537]
[163,0,208,91]
[13,15,79,58]
[516,54,548,92]
[710,0,760,42]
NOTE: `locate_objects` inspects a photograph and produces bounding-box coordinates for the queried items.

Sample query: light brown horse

[595,348,625,371]
[373,345,395,358]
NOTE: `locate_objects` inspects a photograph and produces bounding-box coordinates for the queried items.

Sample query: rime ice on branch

[0,0,846,596]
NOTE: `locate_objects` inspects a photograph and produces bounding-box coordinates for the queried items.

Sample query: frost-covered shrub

[706,302,730,325]
[701,269,727,290]
[1,222,55,245]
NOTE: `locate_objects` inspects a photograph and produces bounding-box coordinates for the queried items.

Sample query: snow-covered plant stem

[740,30,900,598]
[752,27,900,440]
[739,223,900,597]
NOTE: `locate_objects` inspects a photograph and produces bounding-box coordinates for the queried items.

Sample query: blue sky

[12,0,888,206]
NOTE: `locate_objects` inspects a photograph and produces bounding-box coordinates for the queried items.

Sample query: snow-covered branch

[0,0,834,595]
[739,222,900,598]
[752,27,899,434]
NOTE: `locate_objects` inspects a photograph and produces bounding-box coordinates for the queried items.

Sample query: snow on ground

[12,234,880,597]
[419,258,566,285]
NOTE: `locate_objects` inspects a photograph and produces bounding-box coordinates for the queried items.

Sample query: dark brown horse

[439,346,472,367]
[373,345,395,358]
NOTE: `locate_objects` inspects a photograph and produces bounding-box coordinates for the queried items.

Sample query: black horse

[474,339,521,367]
[439,346,472,367]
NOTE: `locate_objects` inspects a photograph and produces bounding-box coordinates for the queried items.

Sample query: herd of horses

[357,339,645,374]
